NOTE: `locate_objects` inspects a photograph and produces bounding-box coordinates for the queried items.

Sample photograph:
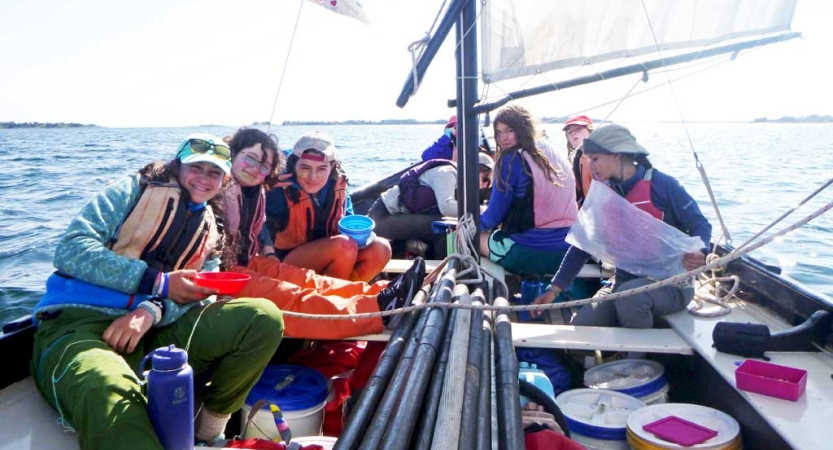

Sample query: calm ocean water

[1,123,832,326]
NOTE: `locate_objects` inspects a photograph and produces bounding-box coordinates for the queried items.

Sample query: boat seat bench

[663,301,833,449]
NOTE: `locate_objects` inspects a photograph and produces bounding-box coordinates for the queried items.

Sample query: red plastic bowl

[195,272,251,295]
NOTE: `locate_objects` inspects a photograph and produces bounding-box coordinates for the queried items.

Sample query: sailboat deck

[664,301,833,450]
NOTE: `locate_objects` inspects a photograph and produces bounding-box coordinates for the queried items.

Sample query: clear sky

[1,0,830,127]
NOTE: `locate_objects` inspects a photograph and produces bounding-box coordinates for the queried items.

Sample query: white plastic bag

[566,182,704,279]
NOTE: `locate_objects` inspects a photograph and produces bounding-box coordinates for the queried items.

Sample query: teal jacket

[34,175,220,326]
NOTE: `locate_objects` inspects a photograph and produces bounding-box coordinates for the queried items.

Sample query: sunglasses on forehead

[186,139,232,161]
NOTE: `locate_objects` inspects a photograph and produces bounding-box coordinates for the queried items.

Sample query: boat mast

[395,0,482,254]
[455,0,482,252]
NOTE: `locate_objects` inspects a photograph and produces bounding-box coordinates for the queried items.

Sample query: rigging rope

[733,177,833,253]
[406,0,449,96]
[638,0,735,248]
[265,0,306,133]
[276,198,832,321]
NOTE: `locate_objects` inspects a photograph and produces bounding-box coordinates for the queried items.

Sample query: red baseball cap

[562,115,593,131]
[445,115,458,129]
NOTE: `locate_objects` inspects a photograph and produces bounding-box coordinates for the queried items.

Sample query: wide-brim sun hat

[445,115,458,129]
[176,133,233,175]
[583,124,649,156]
[293,131,336,162]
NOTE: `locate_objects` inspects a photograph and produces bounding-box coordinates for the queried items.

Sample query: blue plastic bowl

[338,215,375,246]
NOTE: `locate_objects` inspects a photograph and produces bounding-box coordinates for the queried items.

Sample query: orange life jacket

[110,176,219,271]
[272,175,348,251]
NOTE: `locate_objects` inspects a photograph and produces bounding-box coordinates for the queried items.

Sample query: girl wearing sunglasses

[30,133,284,449]
[220,127,285,268]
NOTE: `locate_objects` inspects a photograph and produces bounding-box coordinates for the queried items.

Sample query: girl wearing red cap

[563,115,595,207]
[421,115,458,161]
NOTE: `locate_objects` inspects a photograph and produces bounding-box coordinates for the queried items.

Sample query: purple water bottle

[140,345,194,450]
[519,279,547,322]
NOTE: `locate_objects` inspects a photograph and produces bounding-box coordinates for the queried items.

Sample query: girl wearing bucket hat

[479,104,579,276]
[562,115,595,207]
[263,131,391,282]
[533,124,713,329]
[30,133,285,449]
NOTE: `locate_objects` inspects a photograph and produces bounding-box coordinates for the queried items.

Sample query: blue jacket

[551,165,712,289]
[421,134,454,161]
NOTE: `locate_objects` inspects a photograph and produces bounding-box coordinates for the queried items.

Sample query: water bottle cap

[152,345,188,371]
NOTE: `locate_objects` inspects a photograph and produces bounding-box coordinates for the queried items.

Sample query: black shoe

[410,256,427,288]
[377,274,419,330]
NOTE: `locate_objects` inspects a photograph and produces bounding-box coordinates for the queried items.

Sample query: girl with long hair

[479,104,579,275]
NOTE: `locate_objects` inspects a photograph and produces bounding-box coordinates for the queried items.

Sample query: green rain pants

[31,298,284,450]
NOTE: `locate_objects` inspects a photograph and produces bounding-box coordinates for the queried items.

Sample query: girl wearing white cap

[31,133,284,448]
[263,131,392,282]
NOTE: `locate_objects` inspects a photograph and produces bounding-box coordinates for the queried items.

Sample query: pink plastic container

[735,359,807,401]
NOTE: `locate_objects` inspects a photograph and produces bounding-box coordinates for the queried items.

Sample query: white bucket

[584,359,669,405]
[241,399,327,440]
[571,433,630,450]
[626,403,741,449]
[240,364,329,441]
[556,388,646,450]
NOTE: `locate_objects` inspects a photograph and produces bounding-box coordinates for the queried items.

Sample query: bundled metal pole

[355,260,459,450]
[458,285,485,450]
[413,307,458,449]
[477,297,494,450]
[493,282,524,450]
[378,267,462,450]
[431,283,472,449]
[333,284,430,450]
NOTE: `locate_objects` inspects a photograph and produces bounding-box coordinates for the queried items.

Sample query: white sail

[481,0,797,83]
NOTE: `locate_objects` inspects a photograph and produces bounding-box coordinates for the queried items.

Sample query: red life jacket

[625,168,664,221]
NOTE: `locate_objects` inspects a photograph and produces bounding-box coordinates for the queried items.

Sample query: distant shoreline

[277,119,447,126]
[4,115,832,129]
[1,122,97,129]
[751,115,833,123]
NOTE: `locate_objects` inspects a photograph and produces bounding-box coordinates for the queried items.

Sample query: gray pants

[367,199,441,241]
[571,277,693,328]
